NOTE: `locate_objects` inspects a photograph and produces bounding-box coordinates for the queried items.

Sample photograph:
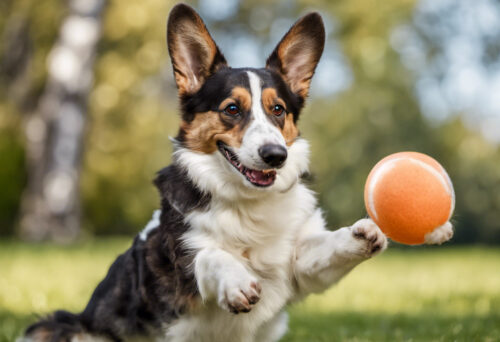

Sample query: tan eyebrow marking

[262,88,286,112]
[262,87,298,146]
[282,112,299,146]
[181,110,249,153]
[219,86,252,112]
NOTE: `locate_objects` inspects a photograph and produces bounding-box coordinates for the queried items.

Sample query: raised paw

[218,275,261,314]
[424,221,453,245]
[351,218,388,258]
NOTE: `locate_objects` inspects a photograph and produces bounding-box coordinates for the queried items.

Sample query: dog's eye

[272,104,285,116]
[224,104,240,116]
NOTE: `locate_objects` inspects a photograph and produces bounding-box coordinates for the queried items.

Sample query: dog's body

[24,4,392,342]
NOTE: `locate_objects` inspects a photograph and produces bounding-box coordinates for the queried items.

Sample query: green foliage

[0,0,64,234]
[0,109,25,235]
[1,240,499,341]
[81,0,180,234]
[299,0,500,244]
[299,0,434,229]
[0,0,500,242]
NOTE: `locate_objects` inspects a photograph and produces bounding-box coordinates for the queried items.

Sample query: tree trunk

[19,0,106,242]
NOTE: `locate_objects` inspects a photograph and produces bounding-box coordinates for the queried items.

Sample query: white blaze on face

[237,71,286,169]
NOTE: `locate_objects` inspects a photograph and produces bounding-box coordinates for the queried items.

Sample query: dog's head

[167,4,324,199]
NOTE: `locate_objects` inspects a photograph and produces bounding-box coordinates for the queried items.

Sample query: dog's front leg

[294,217,387,296]
[194,248,261,314]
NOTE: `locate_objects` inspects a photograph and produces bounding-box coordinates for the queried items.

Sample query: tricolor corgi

[24,4,388,342]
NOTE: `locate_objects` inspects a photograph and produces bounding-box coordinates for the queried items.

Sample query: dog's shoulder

[154,163,211,215]
[74,163,211,340]
[144,163,210,313]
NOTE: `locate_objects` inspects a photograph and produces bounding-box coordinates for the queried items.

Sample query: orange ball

[364,152,455,245]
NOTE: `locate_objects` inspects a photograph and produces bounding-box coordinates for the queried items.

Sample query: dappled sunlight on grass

[285,247,500,341]
[295,248,500,316]
[1,240,499,341]
[284,310,500,342]
[0,238,130,316]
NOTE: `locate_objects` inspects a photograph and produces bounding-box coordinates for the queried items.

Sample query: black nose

[258,144,287,168]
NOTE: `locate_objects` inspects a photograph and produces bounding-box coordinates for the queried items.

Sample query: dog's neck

[154,163,210,216]
[154,160,295,215]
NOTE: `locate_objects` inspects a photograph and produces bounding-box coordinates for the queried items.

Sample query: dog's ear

[167,4,227,96]
[266,12,325,100]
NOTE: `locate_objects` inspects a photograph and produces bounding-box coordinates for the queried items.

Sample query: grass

[1,239,499,342]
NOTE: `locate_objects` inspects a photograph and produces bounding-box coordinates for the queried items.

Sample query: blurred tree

[0,112,25,235]
[18,0,106,242]
[0,0,64,236]
[1,0,500,244]
[303,0,500,244]
[80,0,178,235]
[296,0,431,227]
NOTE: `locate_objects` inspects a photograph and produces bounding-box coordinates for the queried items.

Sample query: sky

[398,0,500,143]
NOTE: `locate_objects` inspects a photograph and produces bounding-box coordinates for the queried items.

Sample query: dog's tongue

[246,169,276,186]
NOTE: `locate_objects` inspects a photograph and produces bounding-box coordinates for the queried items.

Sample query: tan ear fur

[266,12,325,99]
[167,4,227,95]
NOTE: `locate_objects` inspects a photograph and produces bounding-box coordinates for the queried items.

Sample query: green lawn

[1,239,499,342]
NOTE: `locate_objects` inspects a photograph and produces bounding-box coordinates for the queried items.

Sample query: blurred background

[1,0,500,340]
[2,0,500,243]
[2,0,500,244]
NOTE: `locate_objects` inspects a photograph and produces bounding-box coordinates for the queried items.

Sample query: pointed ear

[266,12,325,99]
[167,4,227,96]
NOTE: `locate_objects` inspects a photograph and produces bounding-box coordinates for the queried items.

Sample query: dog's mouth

[217,142,276,187]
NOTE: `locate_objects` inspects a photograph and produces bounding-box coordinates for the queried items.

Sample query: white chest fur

[165,183,317,342]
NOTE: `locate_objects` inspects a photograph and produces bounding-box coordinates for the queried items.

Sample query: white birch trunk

[19,0,106,242]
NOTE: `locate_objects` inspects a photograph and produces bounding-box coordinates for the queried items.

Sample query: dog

[23,4,390,342]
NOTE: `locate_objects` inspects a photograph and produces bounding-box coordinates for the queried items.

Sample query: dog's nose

[258,144,287,168]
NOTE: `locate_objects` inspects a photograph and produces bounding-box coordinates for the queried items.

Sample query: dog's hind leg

[20,310,111,342]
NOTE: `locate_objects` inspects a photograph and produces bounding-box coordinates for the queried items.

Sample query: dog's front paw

[425,221,453,245]
[218,273,261,314]
[350,218,387,258]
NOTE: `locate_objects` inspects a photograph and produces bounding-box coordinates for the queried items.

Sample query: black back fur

[24,165,210,341]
